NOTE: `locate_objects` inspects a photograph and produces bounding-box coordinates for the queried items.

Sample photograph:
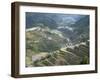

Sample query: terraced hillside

[25,27,89,67]
[31,41,89,67]
[26,27,68,67]
[25,13,89,67]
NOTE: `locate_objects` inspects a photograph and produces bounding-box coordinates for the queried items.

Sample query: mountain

[26,27,68,67]
[26,27,67,52]
[26,26,89,67]
[25,12,90,67]
[70,15,89,43]
[26,12,84,29]
[26,12,58,29]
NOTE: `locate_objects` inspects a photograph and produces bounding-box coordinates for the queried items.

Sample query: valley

[25,12,89,67]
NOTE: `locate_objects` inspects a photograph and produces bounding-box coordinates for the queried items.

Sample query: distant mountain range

[26,12,86,29]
